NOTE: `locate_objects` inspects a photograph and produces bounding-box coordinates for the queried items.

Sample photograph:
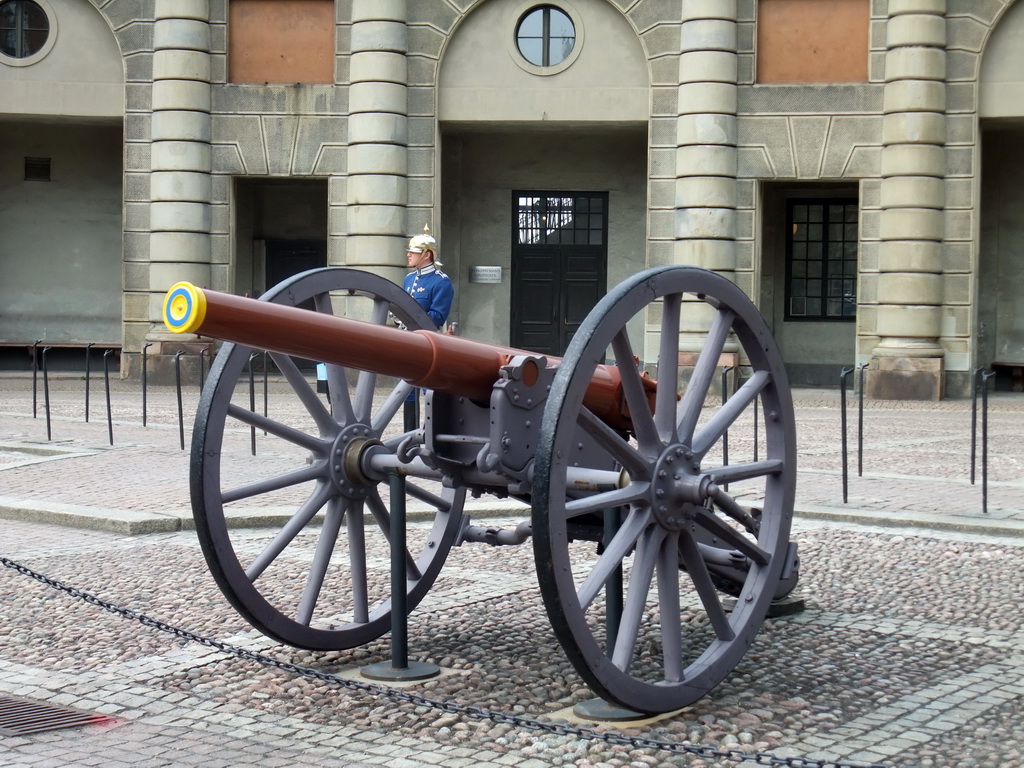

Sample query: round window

[0,0,50,59]
[515,5,575,68]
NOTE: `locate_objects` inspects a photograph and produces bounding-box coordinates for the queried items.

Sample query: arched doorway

[979,0,1024,388]
[437,0,649,352]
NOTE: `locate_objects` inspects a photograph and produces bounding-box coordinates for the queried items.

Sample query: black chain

[1,555,889,768]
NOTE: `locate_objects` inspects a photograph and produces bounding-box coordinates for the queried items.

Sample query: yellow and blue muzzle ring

[163,282,207,334]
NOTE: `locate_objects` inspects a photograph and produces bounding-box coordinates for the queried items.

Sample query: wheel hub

[650,444,714,532]
[328,424,382,498]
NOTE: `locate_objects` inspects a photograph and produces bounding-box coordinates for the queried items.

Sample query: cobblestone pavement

[1,376,1023,767]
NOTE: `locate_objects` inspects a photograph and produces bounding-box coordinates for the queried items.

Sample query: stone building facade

[3,0,1024,398]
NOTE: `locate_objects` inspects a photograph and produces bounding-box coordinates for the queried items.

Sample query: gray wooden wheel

[533,266,797,714]
[191,267,465,650]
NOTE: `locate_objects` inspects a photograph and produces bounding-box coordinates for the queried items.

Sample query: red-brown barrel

[163,282,651,430]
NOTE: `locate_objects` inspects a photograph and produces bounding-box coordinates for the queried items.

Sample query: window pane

[23,27,46,54]
[549,8,574,36]
[518,8,544,36]
[807,298,821,316]
[517,38,543,66]
[25,1,46,28]
[549,36,573,64]
[808,205,823,222]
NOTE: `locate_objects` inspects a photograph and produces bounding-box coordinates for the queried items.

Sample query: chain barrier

[1,555,890,768]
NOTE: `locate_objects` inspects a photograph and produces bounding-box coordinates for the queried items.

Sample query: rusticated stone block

[866,355,944,400]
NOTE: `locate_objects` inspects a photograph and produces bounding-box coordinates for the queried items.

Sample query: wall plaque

[469,266,502,284]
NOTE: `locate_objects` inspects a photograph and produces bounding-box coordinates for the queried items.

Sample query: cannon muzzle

[163,281,653,430]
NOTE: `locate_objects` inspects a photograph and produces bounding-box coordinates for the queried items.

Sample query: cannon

[163,265,797,714]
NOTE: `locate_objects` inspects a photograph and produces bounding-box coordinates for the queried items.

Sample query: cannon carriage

[163,265,798,715]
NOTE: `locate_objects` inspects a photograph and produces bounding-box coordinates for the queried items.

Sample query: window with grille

[785,199,858,320]
[515,194,604,245]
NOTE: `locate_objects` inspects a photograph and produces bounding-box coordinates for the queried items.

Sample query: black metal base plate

[360,660,441,682]
[573,698,648,722]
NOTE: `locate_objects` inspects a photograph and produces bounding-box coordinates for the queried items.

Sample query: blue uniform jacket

[404,264,453,328]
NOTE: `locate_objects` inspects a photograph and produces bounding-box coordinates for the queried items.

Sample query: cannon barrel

[163,281,651,429]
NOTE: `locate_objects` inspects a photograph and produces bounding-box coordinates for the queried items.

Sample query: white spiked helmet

[407,224,441,264]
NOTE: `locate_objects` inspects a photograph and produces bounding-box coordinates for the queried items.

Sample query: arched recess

[0,0,124,367]
[437,0,650,351]
[978,0,1024,384]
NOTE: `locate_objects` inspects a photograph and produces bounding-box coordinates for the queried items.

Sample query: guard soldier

[404,225,453,330]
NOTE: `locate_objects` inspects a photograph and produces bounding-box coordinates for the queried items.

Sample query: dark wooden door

[510,193,608,356]
[265,239,327,290]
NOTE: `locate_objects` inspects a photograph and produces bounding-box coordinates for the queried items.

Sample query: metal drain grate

[0,695,114,736]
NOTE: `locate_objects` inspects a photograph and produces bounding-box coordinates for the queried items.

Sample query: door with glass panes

[510,192,608,355]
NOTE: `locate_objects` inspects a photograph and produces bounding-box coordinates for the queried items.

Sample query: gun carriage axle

[164,266,798,714]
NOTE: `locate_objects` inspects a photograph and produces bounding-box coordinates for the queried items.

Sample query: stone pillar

[145,0,212,370]
[867,0,946,400]
[346,0,408,286]
[675,0,739,365]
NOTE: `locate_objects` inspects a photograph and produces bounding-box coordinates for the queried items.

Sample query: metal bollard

[84,342,94,423]
[142,343,152,427]
[839,366,855,504]
[248,353,258,456]
[970,367,985,486]
[857,363,867,477]
[980,368,996,514]
[103,349,115,445]
[32,339,41,418]
[42,347,52,441]
[174,350,185,450]
[720,366,735,490]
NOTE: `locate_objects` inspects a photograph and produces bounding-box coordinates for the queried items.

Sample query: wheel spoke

[227,403,325,452]
[222,462,325,504]
[657,531,683,682]
[269,351,340,437]
[577,507,652,610]
[313,291,356,424]
[296,496,346,626]
[693,504,771,566]
[372,381,416,434]
[677,307,735,443]
[578,407,651,476]
[707,485,761,535]
[244,482,334,581]
[406,481,453,513]
[611,330,660,452]
[692,370,769,459]
[366,488,423,581]
[345,500,370,623]
[611,526,665,671]
[353,298,390,421]
[705,459,783,485]
[565,483,650,520]
[655,293,682,444]
[678,529,735,641]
